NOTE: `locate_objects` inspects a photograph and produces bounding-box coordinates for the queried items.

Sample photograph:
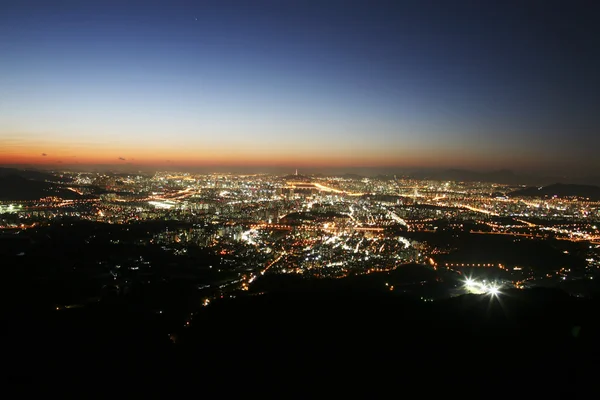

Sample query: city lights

[1,0,599,385]
[2,169,598,298]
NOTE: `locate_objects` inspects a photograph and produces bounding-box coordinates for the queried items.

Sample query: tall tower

[295,169,298,176]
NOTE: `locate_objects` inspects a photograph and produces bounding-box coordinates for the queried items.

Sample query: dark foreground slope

[6,286,600,393]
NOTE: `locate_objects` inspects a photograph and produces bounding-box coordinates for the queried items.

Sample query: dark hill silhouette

[409,168,521,184]
[405,168,600,186]
[509,183,600,201]
[338,173,364,180]
[0,167,71,182]
[0,175,81,201]
[250,263,447,295]
[7,282,599,389]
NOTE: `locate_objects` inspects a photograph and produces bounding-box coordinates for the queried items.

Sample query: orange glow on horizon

[0,140,540,171]
[0,152,420,168]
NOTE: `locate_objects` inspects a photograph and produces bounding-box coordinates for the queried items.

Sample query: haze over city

[1,0,599,177]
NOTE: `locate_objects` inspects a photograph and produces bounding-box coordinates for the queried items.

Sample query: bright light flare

[487,285,500,296]
[463,277,502,296]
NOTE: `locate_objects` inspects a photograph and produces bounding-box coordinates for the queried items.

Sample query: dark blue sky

[1,0,599,174]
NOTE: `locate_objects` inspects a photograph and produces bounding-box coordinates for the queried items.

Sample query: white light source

[487,285,500,296]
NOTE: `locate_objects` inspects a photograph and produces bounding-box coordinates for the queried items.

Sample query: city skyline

[1,1,599,175]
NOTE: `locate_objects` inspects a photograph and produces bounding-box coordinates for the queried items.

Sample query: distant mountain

[372,174,397,181]
[0,175,81,201]
[337,173,364,180]
[509,183,600,201]
[582,176,600,186]
[408,169,523,184]
[402,168,600,186]
[0,167,71,183]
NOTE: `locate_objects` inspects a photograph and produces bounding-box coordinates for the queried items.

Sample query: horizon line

[0,162,596,178]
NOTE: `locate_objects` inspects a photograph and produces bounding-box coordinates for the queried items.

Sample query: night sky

[1,0,599,175]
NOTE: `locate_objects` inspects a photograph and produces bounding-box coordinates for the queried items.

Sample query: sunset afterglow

[1,1,598,175]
